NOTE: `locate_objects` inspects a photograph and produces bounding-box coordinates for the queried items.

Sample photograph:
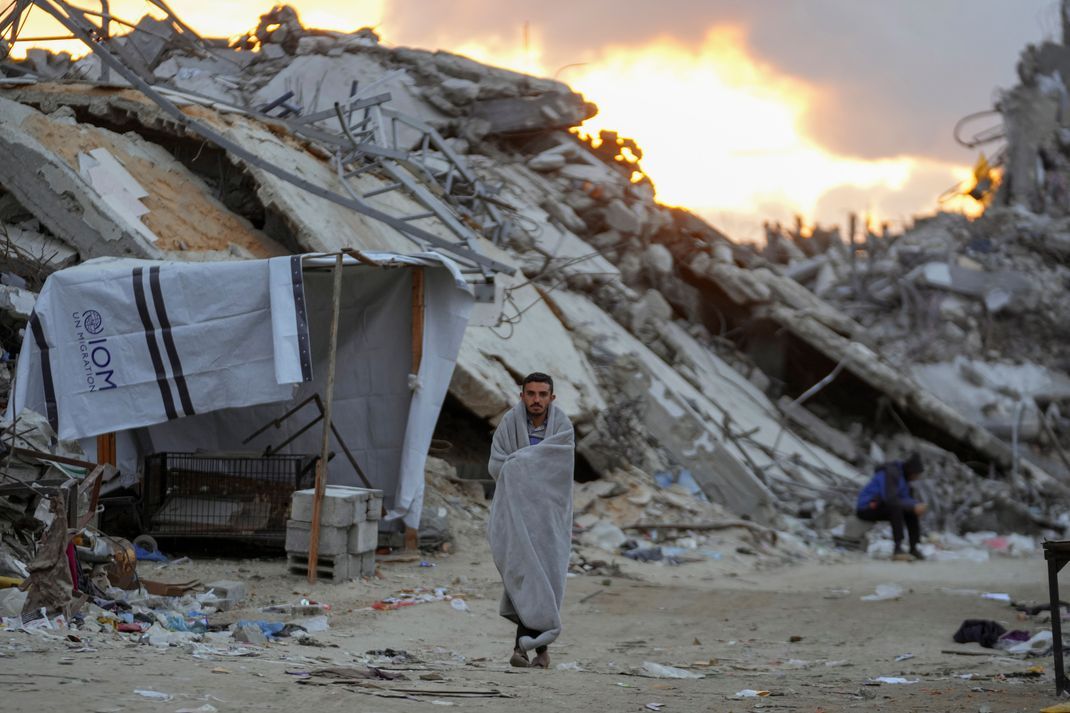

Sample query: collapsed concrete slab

[0,93,285,259]
[547,288,861,521]
[452,279,606,425]
[762,301,1061,489]
[0,96,160,260]
[471,92,596,135]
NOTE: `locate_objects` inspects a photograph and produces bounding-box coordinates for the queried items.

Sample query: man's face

[522,381,555,417]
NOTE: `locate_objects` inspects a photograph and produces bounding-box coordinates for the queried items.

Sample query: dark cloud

[380,0,1058,163]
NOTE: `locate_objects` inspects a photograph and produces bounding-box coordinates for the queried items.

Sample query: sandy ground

[0,536,1063,713]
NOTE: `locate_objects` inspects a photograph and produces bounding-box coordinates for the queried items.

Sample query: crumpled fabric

[953,618,1007,648]
[20,496,73,620]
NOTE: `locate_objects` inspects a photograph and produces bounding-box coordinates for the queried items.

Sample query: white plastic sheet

[11,252,473,528]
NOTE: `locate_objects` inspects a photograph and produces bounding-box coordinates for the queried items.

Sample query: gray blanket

[487,400,575,651]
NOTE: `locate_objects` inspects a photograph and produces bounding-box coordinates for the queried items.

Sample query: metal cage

[141,452,317,541]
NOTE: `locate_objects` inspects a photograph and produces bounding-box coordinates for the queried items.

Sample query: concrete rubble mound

[0,1,1067,594]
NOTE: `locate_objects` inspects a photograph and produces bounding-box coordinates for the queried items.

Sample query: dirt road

[0,540,1061,712]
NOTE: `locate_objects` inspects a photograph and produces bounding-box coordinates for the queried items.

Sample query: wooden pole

[404,267,425,552]
[411,267,425,374]
[96,432,116,466]
[307,254,345,584]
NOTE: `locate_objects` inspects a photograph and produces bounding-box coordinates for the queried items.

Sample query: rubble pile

[0,1,1067,580]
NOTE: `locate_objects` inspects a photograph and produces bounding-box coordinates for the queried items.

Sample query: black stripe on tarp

[132,267,178,420]
[148,266,195,417]
[28,312,59,434]
[291,255,312,382]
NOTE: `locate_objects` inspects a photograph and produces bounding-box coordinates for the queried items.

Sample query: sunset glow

[458,25,979,237]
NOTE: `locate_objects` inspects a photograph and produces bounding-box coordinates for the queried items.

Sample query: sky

[8,0,1061,239]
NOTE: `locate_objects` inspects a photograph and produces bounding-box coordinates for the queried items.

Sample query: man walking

[856,453,927,561]
[487,373,575,669]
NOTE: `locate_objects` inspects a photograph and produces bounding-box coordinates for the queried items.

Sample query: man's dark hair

[903,452,924,476]
[522,372,554,394]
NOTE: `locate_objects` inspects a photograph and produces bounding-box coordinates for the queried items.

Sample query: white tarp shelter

[9,251,474,528]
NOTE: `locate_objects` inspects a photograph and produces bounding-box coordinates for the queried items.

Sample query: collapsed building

[0,0,1067,574]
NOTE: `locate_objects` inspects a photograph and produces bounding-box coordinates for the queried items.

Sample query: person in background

[856,452,927,561]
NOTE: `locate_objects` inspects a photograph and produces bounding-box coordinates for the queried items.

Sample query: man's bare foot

[510,648,530,667]
[531,649,550,669]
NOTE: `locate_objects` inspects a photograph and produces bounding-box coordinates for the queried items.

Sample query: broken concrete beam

[701,262,861,338]
[778,396,861,464]
[471,92,596,135]
[0,98,161,260]
[783,256,828,284]
[707,262,772,303]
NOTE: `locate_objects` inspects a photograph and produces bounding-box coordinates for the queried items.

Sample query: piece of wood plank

[96,432,116,466]
[411,267,424,375]
[308,254,345,584]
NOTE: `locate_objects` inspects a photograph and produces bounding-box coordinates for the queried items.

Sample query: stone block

[205,579,246,611]
[528,151,566,172]
[348,520,379,554]
[290,486,369,526]
[366,495,383,521]
[287,552,361,582]
[441,77,480,104]
[359,551,377,577]
[285,519,348,556]
[605,199,640,234]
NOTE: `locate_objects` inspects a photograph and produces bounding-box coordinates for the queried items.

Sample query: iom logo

[72,309,117,392]
[83,309,103,335]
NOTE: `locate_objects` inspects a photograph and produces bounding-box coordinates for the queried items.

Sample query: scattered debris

[734,689,771,698]
[640,662,704,680]
[861,584,904,602]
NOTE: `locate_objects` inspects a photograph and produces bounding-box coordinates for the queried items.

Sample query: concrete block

[357,550,377,578]
[287,552,363,582]
[290,487,367,526]
[205,579,247,611]
[348,520,378,554]
[285,519,348,556]
[366,495,383,521]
